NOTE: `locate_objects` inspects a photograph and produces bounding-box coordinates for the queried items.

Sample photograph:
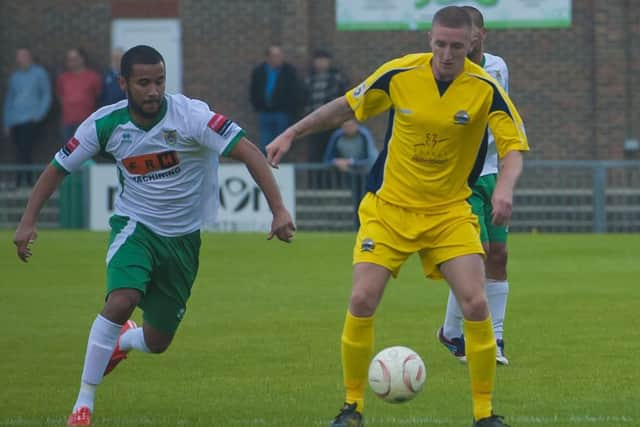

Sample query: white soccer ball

[368,346,426,403]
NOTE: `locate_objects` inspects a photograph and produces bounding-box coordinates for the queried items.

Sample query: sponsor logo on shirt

[361,238,375,252]
[61,137,80,156]
[353,82,367,98]
[162,129,178,146]
[453,110,470,125]
[208,114,234,138]
[121,133,132,144]
[411,133,450,163]
[131,166,181,183]
[122,150,180,175]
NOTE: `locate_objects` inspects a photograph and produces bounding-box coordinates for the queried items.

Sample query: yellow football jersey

[345,53,529,212]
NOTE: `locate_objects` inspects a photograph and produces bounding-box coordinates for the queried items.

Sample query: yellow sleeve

[488,83,529,158]
[344,60,400,122]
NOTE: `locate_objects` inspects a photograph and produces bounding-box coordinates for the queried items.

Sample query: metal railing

[0,165,60,229]
[514,160,640,232]
[1,161,639,232]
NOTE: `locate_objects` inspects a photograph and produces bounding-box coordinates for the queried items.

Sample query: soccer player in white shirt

[437,6,513,366]
[13,45,296,426]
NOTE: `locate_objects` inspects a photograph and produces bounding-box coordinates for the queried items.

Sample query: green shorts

[468,174,508,244]
[106,215,201,334]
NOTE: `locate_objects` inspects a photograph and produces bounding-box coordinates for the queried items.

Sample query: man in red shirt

[56,47,101,143]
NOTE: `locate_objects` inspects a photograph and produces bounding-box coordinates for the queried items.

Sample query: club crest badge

[361,238,375,252]
[163,129,178,146]
[453,110,470,125]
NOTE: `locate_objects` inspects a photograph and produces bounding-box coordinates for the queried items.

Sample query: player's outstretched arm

[229,137,296,243]
[266,96,355,168]
[14,164,67,262]
[492,150,524,226]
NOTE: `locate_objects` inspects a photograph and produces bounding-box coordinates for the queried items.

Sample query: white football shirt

[481,52,509,176]
[53,94,245,236]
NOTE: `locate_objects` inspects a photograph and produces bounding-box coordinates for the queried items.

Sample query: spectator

[99,48,126,107]
[324,119,378,228]
[3,47,52,187]
[305,50,348,162]
[249,45,302,154]
[56,47,101,143]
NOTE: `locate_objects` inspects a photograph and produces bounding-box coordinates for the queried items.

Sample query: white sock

[73,314,122,412]
[119,327,151,353]
[443,290,464,339]
[73,383,97,412]
[486,280,509,340]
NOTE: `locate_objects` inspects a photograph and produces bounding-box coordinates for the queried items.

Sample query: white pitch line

[0,415,636,426]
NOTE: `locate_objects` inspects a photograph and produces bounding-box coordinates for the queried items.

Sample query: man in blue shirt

[3,47,52,187]
[99,48,126,107]
[249,45,302,154]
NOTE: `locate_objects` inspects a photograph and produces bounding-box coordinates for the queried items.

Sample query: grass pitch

[1,231,638,426]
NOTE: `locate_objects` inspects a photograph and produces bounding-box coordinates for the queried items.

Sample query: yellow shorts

[353,193,484,280]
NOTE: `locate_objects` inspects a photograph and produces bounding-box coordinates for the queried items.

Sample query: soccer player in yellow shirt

[267,6,528,427]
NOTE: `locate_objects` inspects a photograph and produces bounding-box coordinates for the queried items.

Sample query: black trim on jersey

[366,109,395,194]
[435,79,453,97]
[468,128,489,186]
[359,68,416,196]
[469,74,513,118]
[369,68,415,94]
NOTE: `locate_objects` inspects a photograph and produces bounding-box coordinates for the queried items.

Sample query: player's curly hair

[121,45,165,79]
[432,6,472,29]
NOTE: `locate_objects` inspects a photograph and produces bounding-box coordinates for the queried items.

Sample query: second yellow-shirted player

[267,6,528,427]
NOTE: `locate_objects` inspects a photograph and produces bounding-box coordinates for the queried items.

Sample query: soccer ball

[368,346,426,403]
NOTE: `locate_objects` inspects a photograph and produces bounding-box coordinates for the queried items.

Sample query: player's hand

[268,208,296,243]
[14,224,38,262]
[266,129,295,169]
[491,185,513,226]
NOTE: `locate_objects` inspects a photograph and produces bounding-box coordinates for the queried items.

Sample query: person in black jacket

[249,45,301,154]
[304,49,348,163]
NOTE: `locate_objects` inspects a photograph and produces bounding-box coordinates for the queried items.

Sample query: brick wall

[0,0,637,163]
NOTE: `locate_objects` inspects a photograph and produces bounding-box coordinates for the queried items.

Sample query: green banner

[337,0,571,30]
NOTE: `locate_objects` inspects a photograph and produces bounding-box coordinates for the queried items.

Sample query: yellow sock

[341,310,374,413]
[464,316,496,420]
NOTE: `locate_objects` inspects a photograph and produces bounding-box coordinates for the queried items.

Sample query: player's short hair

[461,5,485,29]
[432,6,472,29]
[121,45,165,79]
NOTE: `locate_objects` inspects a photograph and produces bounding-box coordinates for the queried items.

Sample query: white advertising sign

[209,164,296,232]
[88,164,296,232]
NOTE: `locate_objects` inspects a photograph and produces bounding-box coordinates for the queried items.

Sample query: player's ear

[118,75,127,94]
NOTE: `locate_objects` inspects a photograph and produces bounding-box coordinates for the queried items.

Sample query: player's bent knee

[487,248,507,267]
[146,340,171,354]
[349,289,379,317]
[459,294,489,321]
[102,289,141,323]
[487,244,507,266]
[142,323,174,353]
